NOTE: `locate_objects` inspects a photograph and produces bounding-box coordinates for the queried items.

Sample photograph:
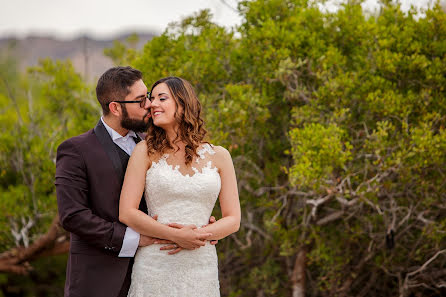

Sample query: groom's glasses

[112,92,151,108]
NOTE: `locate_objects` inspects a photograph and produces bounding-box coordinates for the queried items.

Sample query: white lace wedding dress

[128,144,221,297]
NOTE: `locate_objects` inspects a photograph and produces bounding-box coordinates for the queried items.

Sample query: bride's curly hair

[145,77,207,165]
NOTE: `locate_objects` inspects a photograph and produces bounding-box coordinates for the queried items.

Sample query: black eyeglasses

[112,92,151,108]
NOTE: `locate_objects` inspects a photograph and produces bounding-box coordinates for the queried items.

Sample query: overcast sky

[0,0,433,40]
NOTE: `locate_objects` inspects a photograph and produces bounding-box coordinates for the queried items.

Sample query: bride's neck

[164,126,185,150]
[165,126,177,142]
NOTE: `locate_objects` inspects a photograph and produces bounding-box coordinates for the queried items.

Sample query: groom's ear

[108,102,122,117]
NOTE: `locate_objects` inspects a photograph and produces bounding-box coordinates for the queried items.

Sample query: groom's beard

[121,105,150,133]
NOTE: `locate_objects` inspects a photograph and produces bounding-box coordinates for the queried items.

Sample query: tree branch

[0,215,69,275]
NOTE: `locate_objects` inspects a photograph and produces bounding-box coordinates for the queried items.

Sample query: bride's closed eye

[149,97,168,102]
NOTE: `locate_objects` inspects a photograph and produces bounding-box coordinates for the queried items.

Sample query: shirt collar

[101,117,136,141]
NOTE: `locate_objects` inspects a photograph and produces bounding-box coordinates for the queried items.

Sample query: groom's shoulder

[65,128,94,143]
[58,129,95,151]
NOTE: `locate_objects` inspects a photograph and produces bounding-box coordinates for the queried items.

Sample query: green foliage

[104,33,141,65]
[288,123,351,190]
[0,254,68,297]
[0,57,97,251]
[134,9,236,93]
[203,84,270,153]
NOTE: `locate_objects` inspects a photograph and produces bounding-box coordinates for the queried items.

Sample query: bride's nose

[150,98,160,107]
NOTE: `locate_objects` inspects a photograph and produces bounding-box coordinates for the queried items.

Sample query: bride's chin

[155,121,177,130]
[153,122,166,129]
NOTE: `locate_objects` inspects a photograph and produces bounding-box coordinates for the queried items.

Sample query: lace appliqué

[196,143,216,163]
[151,143,217,177]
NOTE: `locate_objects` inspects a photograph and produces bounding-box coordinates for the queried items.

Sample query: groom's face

[119,79,151,133]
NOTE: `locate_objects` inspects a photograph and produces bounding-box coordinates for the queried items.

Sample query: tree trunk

[291,247,307,297]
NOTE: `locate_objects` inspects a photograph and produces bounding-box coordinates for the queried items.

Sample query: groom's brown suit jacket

[55,120,147,297]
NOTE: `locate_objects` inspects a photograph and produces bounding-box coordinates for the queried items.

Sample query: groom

[56,66,212,297]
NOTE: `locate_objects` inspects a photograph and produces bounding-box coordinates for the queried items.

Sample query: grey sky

[0,0,433,39]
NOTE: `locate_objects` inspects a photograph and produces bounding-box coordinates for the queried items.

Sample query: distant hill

[0,32,156,82]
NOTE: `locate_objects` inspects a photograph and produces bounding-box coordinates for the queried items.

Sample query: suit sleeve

[55,139,127,255]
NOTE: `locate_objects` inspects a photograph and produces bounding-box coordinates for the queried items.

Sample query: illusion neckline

[147,143,218,178]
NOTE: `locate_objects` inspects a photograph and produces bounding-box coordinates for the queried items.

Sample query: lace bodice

[144,143,221,227]
[128,143,221,297]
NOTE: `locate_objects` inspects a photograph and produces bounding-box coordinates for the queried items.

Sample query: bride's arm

[194,146,241,240]
[119,141,212,249]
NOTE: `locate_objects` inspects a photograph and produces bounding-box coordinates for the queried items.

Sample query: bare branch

[417,211,434,225]
[271,195,288,222]
[406,249,446,278]
[242,222,272,240]
[316,210,344,226]
[306,195,332,219]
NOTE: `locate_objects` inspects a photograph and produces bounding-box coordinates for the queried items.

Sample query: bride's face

[150,83,180,129]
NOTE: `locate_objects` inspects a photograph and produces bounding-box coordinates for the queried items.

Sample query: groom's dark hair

[96,66,142,115]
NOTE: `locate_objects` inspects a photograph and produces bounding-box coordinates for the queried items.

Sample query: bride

[119,76,240,296]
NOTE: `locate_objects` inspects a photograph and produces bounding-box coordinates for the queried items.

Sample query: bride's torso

[144,143,221,226]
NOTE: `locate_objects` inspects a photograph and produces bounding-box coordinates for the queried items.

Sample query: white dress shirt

[101,117,140,257]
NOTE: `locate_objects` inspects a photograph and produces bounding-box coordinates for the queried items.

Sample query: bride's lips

[152,110,163,117]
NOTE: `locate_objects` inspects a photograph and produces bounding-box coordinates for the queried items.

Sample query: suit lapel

[93,120,125,182]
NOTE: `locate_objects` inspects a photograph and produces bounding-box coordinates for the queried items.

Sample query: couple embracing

[55,66,241,297]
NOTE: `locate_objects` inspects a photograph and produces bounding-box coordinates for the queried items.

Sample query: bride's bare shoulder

[132,140,148,155]
[204,144,232,168]
[131,141,161,168]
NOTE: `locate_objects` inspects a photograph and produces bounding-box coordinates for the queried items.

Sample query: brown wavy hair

[145,77,207,165]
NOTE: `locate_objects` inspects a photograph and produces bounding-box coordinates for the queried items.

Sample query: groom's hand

[159,243,182,255]
[138,214,174,247]
[139,235,172,247]
[204,216,218,246]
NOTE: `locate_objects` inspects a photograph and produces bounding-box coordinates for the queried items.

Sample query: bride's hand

[161,224,202,255]
[168,223,212,250]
